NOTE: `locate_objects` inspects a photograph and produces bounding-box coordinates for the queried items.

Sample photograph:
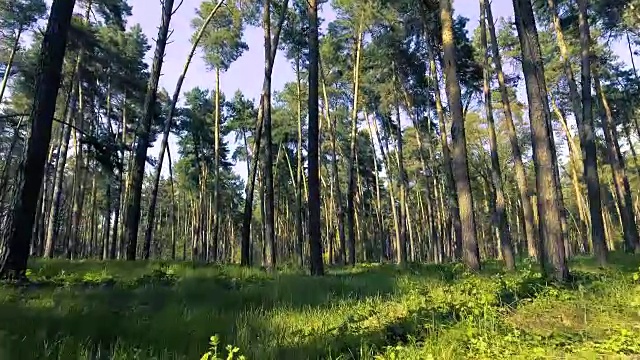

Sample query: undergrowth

[0,254,638,359]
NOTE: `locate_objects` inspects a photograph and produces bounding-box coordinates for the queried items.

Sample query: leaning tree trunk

[440,0,480,271]
[512,0,569,282]
[594,74,640,253]
[124,0,174,261]
[480,0,515,270]
[0,0,77,280]
[485,1,538,260]
[0,27,22,105]
[143,0,225,259]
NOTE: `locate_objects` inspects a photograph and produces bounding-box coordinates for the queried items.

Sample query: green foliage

[0,255,638,359]
[200,335,246,360]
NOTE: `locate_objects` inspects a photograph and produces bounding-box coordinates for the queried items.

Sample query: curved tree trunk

[144,0,225,259]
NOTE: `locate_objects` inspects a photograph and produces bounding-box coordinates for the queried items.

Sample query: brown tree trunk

[486,1,537,259]
[240,0,289,266]
[440,0,480,271]
[124,0,175,260]
[144,1,225,259]
[0,0,77,279]
[346,19,364,266]
[427,39,462,261]
[512,0,569,281]
[307,0,324,276]
[594,74,640,253]
[480,0,515,270]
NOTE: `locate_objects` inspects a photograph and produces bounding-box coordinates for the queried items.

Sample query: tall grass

[0,254,638,359]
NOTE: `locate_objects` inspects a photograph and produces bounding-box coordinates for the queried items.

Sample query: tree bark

[240,0,289,266]
[346,18,364,266]
[124,0,174,261]
[512,0,569,281]
[0,0,77,279]
[480,0,515,270]
[440,0,480,271]
[569,0,608,265]
[143,0,224,259]
[426,39,462,261]
[263,0,276,270]
[392,65,407,265]
[594,74,640,253]
[307,0,324,276]
[485,1,537,259]
[0,27,22,105]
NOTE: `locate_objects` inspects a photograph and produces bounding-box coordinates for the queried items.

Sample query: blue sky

[125,0,636,179]
[129,0,521,102]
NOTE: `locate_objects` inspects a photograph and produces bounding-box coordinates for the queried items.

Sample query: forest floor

[0,254,639,359]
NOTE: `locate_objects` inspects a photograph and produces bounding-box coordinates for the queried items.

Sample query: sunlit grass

[0,254,638,359]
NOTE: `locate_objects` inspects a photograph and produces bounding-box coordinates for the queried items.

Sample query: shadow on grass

[0,254,636,359]
[0,261,415,359]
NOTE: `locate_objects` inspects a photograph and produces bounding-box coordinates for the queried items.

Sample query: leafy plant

[200,335,246,360]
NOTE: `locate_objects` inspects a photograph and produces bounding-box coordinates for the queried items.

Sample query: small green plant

[632,267,640,282]
[200,335,246,360]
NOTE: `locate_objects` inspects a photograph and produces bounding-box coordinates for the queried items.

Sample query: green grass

[0,254,639,359]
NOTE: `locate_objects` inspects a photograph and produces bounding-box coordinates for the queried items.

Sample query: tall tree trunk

[512,0,569,281]
[576,0,609,263]
[594,74,640,253]
[143,1,224,259]
[320,62,346,264]
[0,0,77,279]
[551,99,589,251]
[392,66,408,265]
[346,18,364,266]
[263,0,276,270]
[480,0,515,270]
[485,2,537,259]
[295,57,305,268]
[307,0,324,276]
[240,0,289,266]
[124,0,174,261]
[365,113,385,262]
[212,67,221,262]
[426,39,462,260]
[68,85,88,260]
[440,0,480,271]
[0,27,22,105]
[44,81,78,258]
